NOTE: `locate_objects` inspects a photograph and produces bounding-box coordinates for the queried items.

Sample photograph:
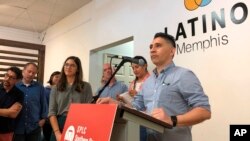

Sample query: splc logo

[184,0,212,11]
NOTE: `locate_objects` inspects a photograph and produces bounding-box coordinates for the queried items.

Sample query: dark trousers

[13,127,41,141]
[42,120,52,141]
[140,126,147,141]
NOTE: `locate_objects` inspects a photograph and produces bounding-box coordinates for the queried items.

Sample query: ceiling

[0,0,91,33]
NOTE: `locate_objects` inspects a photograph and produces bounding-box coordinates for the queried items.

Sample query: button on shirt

[132,62,210,141]
[15,81,47,134]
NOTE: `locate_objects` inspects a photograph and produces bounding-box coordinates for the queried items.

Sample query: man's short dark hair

[8,66,22,79]
[154,32,176,48]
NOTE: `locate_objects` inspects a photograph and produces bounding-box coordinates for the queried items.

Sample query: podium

[111,105,172,141]
[61,104,172,141]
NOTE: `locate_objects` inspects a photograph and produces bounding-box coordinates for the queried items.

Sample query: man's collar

[153,62,175,76]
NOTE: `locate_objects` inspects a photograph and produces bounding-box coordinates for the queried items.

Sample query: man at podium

[97,32,211,141]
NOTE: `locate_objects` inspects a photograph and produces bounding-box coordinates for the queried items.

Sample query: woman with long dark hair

[48,56,93,141]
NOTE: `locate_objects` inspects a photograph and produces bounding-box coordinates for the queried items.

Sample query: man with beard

[0,66,24,141]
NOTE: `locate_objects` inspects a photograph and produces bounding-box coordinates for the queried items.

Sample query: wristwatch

[171,116,177,127]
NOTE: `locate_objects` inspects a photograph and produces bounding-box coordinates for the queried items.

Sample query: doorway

[89,37,134,94]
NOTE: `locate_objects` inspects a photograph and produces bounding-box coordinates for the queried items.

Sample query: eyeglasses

[64,63,76,68]
[4,73,17,80]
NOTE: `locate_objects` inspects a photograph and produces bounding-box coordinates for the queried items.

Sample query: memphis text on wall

[165,2,248,55]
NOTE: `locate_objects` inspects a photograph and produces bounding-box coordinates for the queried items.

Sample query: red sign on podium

[61,104,118,141]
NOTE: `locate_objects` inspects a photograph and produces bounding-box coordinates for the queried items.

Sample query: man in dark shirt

[14,63,47,141]
[0,66,24,141]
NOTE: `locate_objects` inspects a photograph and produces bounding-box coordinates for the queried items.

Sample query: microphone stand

[91,59,127,103]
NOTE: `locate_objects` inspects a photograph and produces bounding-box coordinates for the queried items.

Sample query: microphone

[112,55,141,64]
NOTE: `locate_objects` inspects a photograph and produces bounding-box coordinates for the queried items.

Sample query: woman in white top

[128,56,150,141]
[128,56,150,97]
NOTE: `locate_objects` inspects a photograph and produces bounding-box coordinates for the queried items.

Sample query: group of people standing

[0,56,93,141]
[0,32,211,141]
[0,63,48,141]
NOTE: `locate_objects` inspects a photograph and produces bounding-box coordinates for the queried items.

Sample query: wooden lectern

[111,105,172,141]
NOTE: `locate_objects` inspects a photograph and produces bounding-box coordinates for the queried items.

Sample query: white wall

[2,0,248,140]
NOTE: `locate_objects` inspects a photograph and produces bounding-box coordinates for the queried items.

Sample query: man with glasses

[0,66,24,141]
